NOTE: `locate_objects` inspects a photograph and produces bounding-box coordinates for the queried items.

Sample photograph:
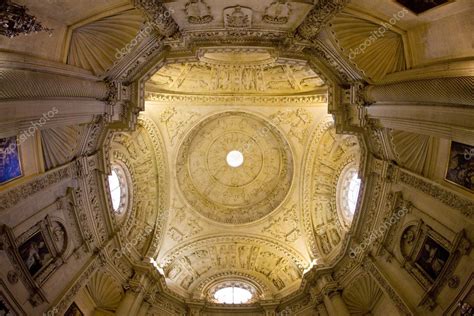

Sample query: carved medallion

[185,0,213,24]
[224,6,252,28]
[263,0,291,24]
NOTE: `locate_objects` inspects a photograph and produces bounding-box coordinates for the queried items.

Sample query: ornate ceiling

[118,45,362,301]
[1,0,472,314]
[176,111,293,224]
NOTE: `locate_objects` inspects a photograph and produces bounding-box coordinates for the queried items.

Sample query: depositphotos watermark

[114,8,175,62]
[4,107,58,155]
[349,206,409,258]
[111,224,154,260]
[237,109,293,155]
[464,148,474,160]
[348,8,408,60]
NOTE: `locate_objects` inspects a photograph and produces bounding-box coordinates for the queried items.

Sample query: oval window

[214,286,253,304]
[107,165,128,215]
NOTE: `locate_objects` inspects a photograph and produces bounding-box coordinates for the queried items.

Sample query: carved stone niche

[398,221,471,310]
[0,215,70,306]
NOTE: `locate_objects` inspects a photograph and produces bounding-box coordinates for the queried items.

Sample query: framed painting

[445,141,474,192]
[0,279,26,315]
[64,302,84,316]
[0,136,22,185]
[394,0,454,15]
[415,236,450,282]
[18,231,54,278]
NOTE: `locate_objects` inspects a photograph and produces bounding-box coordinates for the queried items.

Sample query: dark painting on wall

[0,294,13,316]
[0,279,25,315]
[0,136,22,185]
[18,232,53,277]
[415,236,450,281]
[446,141,474,192]
[64,302,84,316]
[395,0,451,14]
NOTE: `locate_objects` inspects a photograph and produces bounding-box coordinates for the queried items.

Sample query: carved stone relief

[224,6,252,28]
[160,235,305,296]
[185,0,213,24]
[166,200,203,242]
[302,116,360,259]
[263,1,291,24]
[176,111,293,224]
[269,108,313,145]
[147,57,325,95]
[262,203,301,243]
[160,107,200,146]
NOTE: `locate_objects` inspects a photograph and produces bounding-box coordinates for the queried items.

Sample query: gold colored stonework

[176,111,293,224]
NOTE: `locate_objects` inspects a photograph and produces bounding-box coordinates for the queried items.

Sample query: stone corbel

[296,0,350,41]
[134,0,179,37]
[104,80,132,124]
[350,80,372,128]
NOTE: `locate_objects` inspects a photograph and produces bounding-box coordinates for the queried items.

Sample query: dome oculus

[176,112,293,224]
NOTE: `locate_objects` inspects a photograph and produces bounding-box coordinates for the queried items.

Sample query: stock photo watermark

[464,148,474,160]
[349,206,409,259]
[237,109,293,155]
[3,107,58,155]
[348,8,408,60]
[111,225,154,260]
[114,8,175,63]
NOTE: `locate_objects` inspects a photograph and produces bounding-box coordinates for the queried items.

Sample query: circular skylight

[214,286,252,304]
[226,150,244,168]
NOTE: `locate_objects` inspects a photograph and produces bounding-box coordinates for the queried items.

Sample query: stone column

[115,290,138,316]
[328,290,350,316]
[187,302,205,316]
[364,77,473,106]
[357,77,474,143]
[366,104,474,143]
[115,276,147,316]
[0,64,112,136]
[322,292,337,316]
[260,301,279,316]
[0,68,108,101]
[136,301,150,316]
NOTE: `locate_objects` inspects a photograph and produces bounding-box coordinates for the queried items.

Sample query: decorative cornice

[0,164,75,211]
[145,92,327,106]
[398,169,474,219]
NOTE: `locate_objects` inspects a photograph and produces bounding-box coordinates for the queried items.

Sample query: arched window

[107,164,129,215]
[214,286,253,304]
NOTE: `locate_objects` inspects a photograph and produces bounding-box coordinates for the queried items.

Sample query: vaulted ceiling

[1,0,471,312]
